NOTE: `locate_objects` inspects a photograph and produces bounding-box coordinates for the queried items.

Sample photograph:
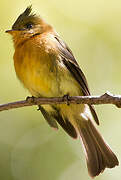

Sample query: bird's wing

[39,105,78,138]
[38,105,58,129]
[55,35,99,125]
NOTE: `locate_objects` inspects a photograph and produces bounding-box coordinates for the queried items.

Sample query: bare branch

[0,92,121,112]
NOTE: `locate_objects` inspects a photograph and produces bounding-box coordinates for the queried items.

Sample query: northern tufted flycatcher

[6,6,119,177]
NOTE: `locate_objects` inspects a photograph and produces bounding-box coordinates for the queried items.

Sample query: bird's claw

[63,94,70,105]
[26,96,36,103]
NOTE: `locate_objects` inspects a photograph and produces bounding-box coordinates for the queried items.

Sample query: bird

[6,6,119,177]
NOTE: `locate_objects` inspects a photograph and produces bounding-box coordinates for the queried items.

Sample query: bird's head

[6,6,51,46]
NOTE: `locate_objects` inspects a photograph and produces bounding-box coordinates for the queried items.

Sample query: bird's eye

[25,23,33,29]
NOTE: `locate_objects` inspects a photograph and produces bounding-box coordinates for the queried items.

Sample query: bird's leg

[26,96,41,111]
[26,96,36,103]
[63,94,70,105]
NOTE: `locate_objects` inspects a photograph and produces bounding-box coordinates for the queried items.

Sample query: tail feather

[78,119,119,177]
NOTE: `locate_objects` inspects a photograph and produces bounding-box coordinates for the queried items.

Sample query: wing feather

[55,35,99,125]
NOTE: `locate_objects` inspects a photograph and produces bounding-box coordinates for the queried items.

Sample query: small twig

[0,92,121,112]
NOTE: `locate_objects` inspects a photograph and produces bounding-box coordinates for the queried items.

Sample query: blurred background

[0,0,121,179]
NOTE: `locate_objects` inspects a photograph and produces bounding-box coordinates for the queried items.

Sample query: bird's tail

[77,118,119,177]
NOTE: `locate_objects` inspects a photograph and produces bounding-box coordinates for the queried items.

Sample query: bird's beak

[5,29,18,34]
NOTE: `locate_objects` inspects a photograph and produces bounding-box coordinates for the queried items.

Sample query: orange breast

[14,37,59,97]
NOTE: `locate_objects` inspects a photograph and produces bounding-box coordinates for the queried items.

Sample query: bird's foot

[26,96,36,103]
[63,94,70,105]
